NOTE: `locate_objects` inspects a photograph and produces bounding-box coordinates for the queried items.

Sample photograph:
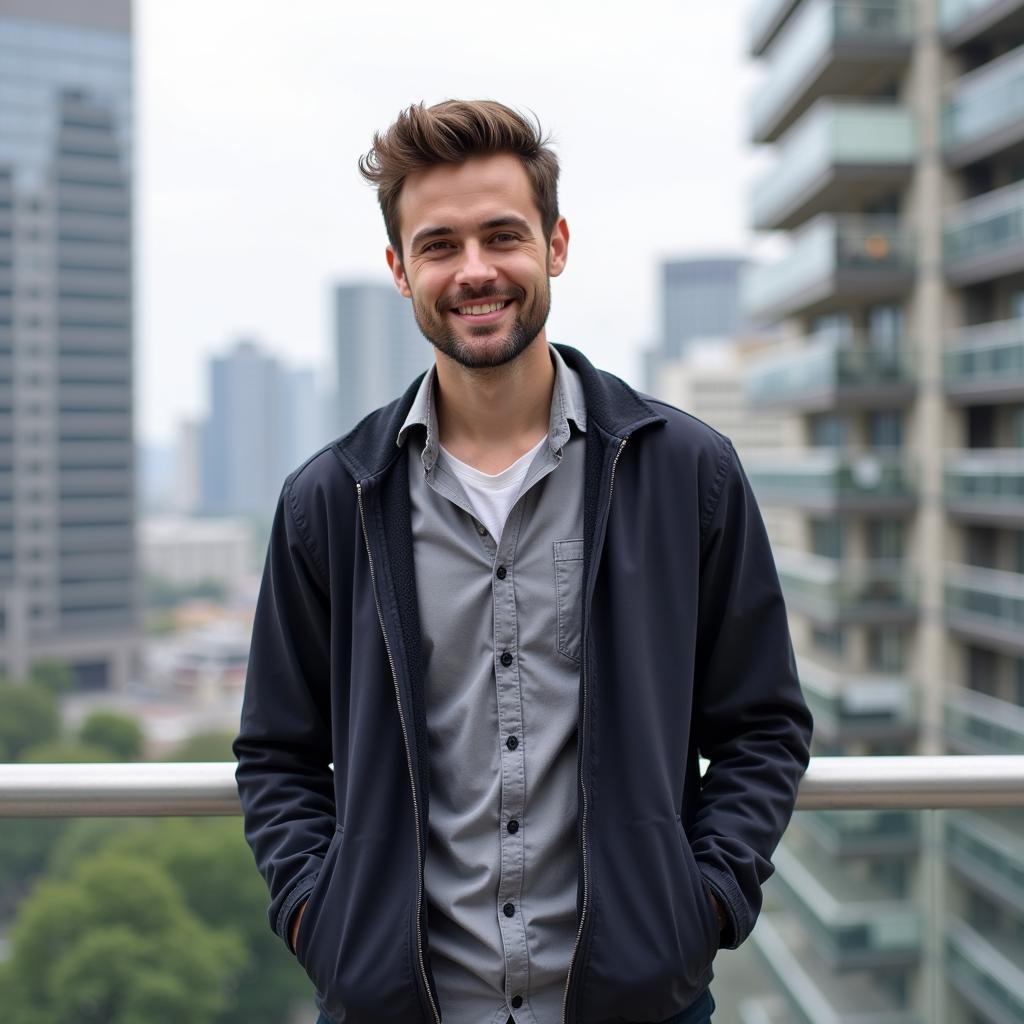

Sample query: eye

[423,240,454,253]
[491,232,518,244]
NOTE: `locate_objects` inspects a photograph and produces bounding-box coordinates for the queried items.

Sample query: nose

[454,241,497,289]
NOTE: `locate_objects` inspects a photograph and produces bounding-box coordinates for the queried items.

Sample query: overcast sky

[137,0,762,445]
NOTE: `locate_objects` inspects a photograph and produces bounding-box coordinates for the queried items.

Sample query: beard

[411,280,551,370]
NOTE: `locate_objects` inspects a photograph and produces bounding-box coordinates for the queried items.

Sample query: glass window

[867,626,906,672]
[811,517,844,558]
[868,410,903,448]
[810,412,847,448]
[867,519,905,560]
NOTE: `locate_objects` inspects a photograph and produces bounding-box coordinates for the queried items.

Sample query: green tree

[166,730,236,761]
[28,659,75,697]
[0,852,245,1024]
[80,710,145,760]
[20,739,112,764]
[0,683,59,762]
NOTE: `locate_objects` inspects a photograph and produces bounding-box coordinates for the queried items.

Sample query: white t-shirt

[439,436,547,542]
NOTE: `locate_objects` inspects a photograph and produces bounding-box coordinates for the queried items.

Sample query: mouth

[447,298,514,324]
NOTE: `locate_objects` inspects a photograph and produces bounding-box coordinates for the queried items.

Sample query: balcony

[945,563,1024,655]
[774,549,918,625]
[945,686,1024,755]
[940,0,1024,48]
[945,318,1024,403]
[752,101,915,231]
[745,331,915,410]
[798,657,917,744]
[945,449,1024,526]
[750,0,914,145]
[801,808,920,858]
[945,179,1024,286]
[743,215,914,325]
[745,449,916,514]
[946,917,1024,1024]
[945,810,1024,913]
[944,42,1024,166]
[748,0,804,57]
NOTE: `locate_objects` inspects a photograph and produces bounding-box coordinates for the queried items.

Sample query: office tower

[331,282,432,435]
[0,0,137,689]
[741,1,1024,1021]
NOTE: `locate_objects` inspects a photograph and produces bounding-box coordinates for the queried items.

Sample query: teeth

[457,301,507,315]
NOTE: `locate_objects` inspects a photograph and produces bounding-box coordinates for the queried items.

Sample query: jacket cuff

[698,863,750,950]
[276,872,319,949]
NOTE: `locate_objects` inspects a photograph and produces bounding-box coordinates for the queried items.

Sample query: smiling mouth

[449,299,513,318]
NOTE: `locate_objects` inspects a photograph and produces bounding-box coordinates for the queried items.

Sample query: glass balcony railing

[945,179,1024,282]
[743,215,914,324]
[750,0,914,142]
[940,0,1024,33]
[946,810,1024,908]
[945,449,1024,516]
[745,449,916,508]
[802,808,920,857]
[944,318,1024,396]
[945,563,1024,645]
[752,101,915,230]
[945,686,1024,755]
[748,0,802,56]
[943,41,1024,159]
[946,917,1024,1024]
[774,549,918,622]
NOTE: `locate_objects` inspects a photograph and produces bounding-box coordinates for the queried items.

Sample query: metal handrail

[1,756,1022,817]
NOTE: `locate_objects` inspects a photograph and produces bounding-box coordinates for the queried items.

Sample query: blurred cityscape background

[1,0,1023,1021]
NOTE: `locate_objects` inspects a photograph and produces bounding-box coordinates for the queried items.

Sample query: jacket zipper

[357,482,442,1024]
[561,435,629,1024]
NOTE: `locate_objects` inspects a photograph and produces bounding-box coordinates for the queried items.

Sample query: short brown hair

[358,100,560,258]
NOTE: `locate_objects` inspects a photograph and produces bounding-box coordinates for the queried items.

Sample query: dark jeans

[315,987,715,1024]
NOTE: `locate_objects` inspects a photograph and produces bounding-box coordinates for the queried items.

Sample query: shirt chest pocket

[553,539,584,663]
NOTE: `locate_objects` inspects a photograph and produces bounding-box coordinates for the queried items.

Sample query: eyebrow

[410,215,534,252]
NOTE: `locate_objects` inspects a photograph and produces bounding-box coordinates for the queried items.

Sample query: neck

[434,336,555,473]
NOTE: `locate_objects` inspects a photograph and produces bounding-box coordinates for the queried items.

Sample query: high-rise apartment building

[741,1,1024,1021]
[0,0,137,689]
[331,281,431,435]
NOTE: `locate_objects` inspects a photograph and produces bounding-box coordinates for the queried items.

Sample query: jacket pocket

[553,539,584,662]
[676,815,721,963]
[294,823,345,972]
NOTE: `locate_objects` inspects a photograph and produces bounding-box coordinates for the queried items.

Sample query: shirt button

[511,995,523,1008]
[507,819,519,834]
[503,902,515,917]
[496,565,507,580]
[476,523,487,535]
[500,650,513,667]
[506,735,518,750]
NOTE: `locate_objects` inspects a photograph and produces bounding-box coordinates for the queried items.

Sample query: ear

[547,217,570,278]
[386,245,412,298]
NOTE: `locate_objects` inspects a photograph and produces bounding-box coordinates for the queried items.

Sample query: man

[234,100,812,1024]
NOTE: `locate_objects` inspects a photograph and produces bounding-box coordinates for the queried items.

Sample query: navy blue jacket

[234,345,813,1024]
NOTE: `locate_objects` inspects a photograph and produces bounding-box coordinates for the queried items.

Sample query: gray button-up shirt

[397,347,586,1024]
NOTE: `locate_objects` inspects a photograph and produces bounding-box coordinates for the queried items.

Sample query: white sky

[136,0,762,445]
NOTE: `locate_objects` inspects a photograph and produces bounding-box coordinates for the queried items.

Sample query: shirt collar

[396,345,588,474]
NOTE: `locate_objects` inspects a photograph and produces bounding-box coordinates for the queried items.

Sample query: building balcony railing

[945,685,1024,756]
[745,330,914,410]
[801,808,920,858]
[939,0,1024,47]
[945,317,1024,402]
[945,448,1024,526]
[745,449,916,514]
[750,0,914,144]
[945,810,1024,914]
[774,549,918,625]
[748,0,804,57]
[752,100,915,231]
[943,41,1024,166]
[945,563,1024,655]
[945,917,1024,1024]
[742,214,914,325]
[945,178,1024,286]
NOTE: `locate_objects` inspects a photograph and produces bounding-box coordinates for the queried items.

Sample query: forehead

[397,154,541,242]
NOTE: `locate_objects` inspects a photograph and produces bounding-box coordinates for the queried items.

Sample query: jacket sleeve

[233,478,336,949]
[689,437,813,949]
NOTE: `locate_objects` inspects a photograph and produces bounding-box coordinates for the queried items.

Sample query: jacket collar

[333,343,665,485]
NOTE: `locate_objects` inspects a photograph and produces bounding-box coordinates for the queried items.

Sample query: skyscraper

[331,281,431,435]
[661,257,748,359]
[0,0,137,689]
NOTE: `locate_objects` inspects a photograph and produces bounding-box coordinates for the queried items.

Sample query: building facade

[0,0,137,689]
[742,1,1024,1021]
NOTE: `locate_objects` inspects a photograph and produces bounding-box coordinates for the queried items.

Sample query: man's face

[387,154,568,370]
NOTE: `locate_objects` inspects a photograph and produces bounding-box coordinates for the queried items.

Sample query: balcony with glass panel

[945,686,1024,755]
[745,449,916,514]
[945,810,1024,913]
[945,318,1024,403]
[945,449,1024,526]
[945,179,1024,286]
[752,101,915,231]
[748,0,804,57]
[750,0,914,145]
[774,549,918,625]
[946,917,1024,1024]
[944,42,1024,166]
[742,215,914,325]
[801,808,920,858]
[940,0,1024,48]
[945,563,1024,655]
